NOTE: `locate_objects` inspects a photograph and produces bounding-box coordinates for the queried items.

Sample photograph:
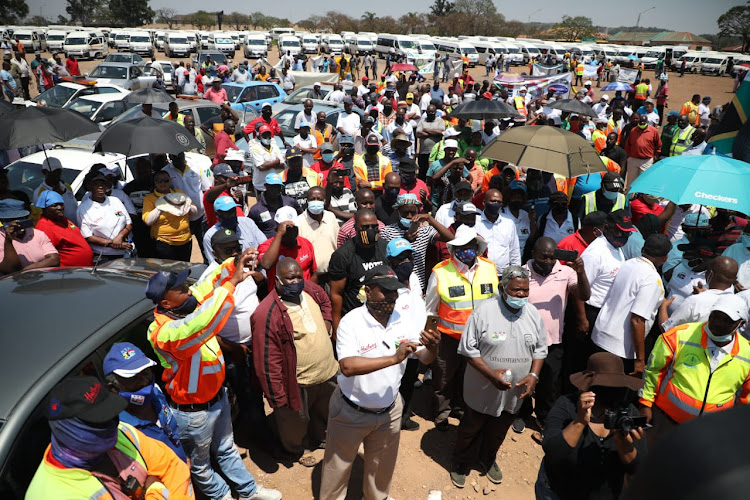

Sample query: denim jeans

[172,388,257,499]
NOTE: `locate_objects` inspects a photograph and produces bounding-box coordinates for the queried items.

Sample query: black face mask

[393,260,414,282]
[384,187,400,200]
[356,227,379,246]
[401,172,416,187]
[452,219,475,230]
[219,216,238,231]
[485,202,502,216]
[426,113,436,121]
[170,295,198,317]
[533,260,555,276]
[366,146,380,155]
[508,200,524,211]
[265,187,282,199]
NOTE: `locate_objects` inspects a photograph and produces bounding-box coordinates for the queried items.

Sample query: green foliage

[108,0,154,27]
[718,5,750,52]
[65,0,99,25]
[0,0,29,23]
[553,15,596,41]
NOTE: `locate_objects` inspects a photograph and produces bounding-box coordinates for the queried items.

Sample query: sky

[30,0,735,35]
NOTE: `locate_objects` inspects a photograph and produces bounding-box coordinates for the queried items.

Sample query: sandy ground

[20,45,734,499]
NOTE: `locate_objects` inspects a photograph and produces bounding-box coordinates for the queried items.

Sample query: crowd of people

[4,43,750,500]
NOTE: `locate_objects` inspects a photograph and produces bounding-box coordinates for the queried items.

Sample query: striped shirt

[381,223,437,291]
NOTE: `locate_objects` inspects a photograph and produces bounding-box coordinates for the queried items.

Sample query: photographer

[538,353,646,500]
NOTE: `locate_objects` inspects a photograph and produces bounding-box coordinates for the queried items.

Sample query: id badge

[480,283,494,295]
[448,285,465,298]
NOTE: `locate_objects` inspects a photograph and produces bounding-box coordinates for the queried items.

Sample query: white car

[30,81,130,108]
[64,93,136,126]
[148,60,175,88]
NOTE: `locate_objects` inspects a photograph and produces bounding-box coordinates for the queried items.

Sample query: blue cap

[35,190,65,208]
[103,342,157,378]
[145,269,190,304]
[214,195,238,212]
[386,238,413,258]
[683,213,710,228]
[509,180,527,193]
[340,134,354,144]
[265,173,283,186]
[298,121,311,129]
[667,110,680,117]
[0,198,29,219]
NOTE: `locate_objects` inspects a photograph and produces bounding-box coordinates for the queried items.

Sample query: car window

[257,85,279,100]
[130,66,141,78]
[5,162,78,201]
[97,102,122,121]
[195,105,220,125]
[240,87,258,103]
[326,112,339,128]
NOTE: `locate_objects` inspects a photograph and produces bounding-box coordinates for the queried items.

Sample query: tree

[28,15,50,26]
[227,11,249,30]
[361,11,377,31]
[452,0,504,36]
[249,11,265,29]
[56,14,69,24]
[0,0,28,23]
[554,15,596,41]
[65,0,100,25]
[188,10,214,30]
[718,5,750,53]
[108,0,154,26]
[156,7,177,29]
[430,0,454,17]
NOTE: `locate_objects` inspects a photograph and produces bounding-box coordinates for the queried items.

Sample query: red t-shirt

[35,216,94,267]
[399,179,430,198]
[630,198,664,224]
[243,116,281,138]
[258,236,317,285]
[65,59,80,76]
[557,230,589,262]
[203,189,246,228]
[311,159,352,189]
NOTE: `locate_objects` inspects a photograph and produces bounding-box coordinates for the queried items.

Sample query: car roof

[222,81,278,88]
[95,62,134,68]
[280,102,343,113]
[106,52,135,57]
[4,147,125,170]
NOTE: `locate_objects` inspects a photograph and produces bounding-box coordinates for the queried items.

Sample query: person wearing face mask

[476,188,521,275]
[663,212,712,273]
[580,172,627,219]
[296,187,339,288]
[387,131,413,173]
[103,343,187,462]
[590,234,672,378]
[258,206,318,287]
[333,135,359,188]
[435,200,480,261]
[639,294,750,446]
[722,225,750,290]
[320,265,439,500]
[291,122,318,168]
[352,133,393,193]
[26,376,194,500]
[623,113,662,188]
[425,225,499,432]
[558,210,606,259]
[664,238,717,316]
[353,115,384,155]
[450,265,547,488]
[249,172,300,238]
[374,172,402,225]
[384,105,416,157]
[249,126,286,195]
[147,255,283,500]
[312,143,351,189]
[525,238,590,438]
[435,179,474,228]
[203,195,267,266]
[501,180,534,256]
[311,110,337,162]
[668,114,695,157]
[538,191,577,246]
[142,171,197,262]
[32,157,79,223]
[397,157,431,203]
[417,104,446,180]
[243,102,288,146]
[251,258,337,467]
[281,147,323,210]
[203,163,246,228]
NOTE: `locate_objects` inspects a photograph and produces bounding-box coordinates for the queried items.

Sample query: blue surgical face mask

[504,293,528,309]
[602,188,619,200]
[120,381,156,407]
[742,234,750,248]
[322,153,335,163]
[400,217,412,228]
[705,324,734,343]
[307,200,325,214]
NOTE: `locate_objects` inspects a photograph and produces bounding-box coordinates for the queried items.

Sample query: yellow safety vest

[352,153,392,191]
[635,83,648,100]
[433,256,499,340]
[591,129,607,153]
[513,96,527,117]
[670,126,695,156]
[576,63,584,75]
[582,191,626,215]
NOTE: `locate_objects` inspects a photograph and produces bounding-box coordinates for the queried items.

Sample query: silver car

[86,62,155,91]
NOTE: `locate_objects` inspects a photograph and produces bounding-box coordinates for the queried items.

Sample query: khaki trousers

[625,156,654,189]
[320,386,403,500]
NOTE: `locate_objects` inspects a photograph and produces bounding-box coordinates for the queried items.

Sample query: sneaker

[401,418,420,431]
[483,462,503,484]
[423,368,433,384]
[413,378,423,389]
[512,417,526,434]
[450,463,469,488]
[243,485,283,500]
[436,419,450,432]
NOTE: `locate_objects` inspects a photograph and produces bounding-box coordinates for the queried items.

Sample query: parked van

[514,41,541,65]
[323,34,344,54]
[701,53,731,76]
[277,34,302,58]
[128,32,153,58]
[64,31,107,59]
[376,34,420,62]
[244,33,268,58]
[12,29,42,52]
[270,28,295,41]
[673,52,706,73]
[208,32,235,56]
[301,34,319,54]
[502,42,524,66]
[164,33,191,58]
[46,30,69,52]
[431,38,478,67]
[348,35,373,56]
[413,38,436,61]
[114,31,132,51]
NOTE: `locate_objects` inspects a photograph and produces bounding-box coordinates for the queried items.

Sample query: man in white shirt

[592,95,610,118]
[320,266,439,500]
[231,64,249,83]
[249,128,286,193]
[434,182,475,228]
[280,67,296,93]
[475,189,521,275]
[540,192,576,244]
[328,83,346,105]
[335,97,361,136]
[481,120,498,144]
[591,234,671,376]
[294,99,315,133]
[162,152,208,257]
[698,96,711,128]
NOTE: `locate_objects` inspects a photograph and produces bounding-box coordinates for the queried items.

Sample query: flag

[618,68,638,84]
[709,71,750,156]
[532,63,563,77]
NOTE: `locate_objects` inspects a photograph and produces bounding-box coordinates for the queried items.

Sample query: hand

[492,369,513,391]
[112,235,124,248]
[638,404,653,424]
[630,359,645,379]
[576,315,590,339]
[121,241,134,252]
[393,341,419,363]
[419,328,440,349]
[576,391,595,424]
[661,296,675,310]
[517,374,538,399]
[568,256,585,274]
[276,220,294,236]
[735,281,746,293]
[225,176,240,189]
[143,475,161,492]
[419,189,428,203]
[230,248,258,285]
[692,282,707,294]
[3,221,21,241]
[614,425,643,452]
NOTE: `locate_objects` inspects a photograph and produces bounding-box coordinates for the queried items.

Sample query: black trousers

[21,76,30,100]
[432,334,465,424]
[399,358,420,425]
[418,154,431,181]
[534,343,564,426]
[154,239,192,262]
[452,407,514,467]
[189,217,207,264]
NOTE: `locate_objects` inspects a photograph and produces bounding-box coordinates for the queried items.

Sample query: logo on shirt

[682,352,701,368]
[491,331,507,342]
[521,228,530,235]
[677,272,686,279]
[359,342,377,354]
[114,211,124,218]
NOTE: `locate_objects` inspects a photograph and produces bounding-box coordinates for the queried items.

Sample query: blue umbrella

[629,154,750,214]
[627,54,639,61]
[601,81,634,92]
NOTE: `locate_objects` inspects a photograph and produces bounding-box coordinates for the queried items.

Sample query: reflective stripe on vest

[313,125,333,160]
[635,84,648,100]
[352,153,390,190]
[592,130,607,153]
[670,126,695,156]
[582,191,626,215]
[576,64,584,75]
[513,96,527,117]
[433,257,499,339]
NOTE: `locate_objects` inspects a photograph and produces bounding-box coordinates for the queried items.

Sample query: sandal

[298,453,318,467]
[531,431,544,445]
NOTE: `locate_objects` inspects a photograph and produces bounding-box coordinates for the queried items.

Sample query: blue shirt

[0,69,17,91]
[429,87,445,101]
[118,385,187,462]
[203,216,268,261]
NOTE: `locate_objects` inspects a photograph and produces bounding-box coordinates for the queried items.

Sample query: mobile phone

[16,219,34,230]
[553,248,578,262]
[235,175,253,184]
[425,315,439,331]
[408,220,420,234]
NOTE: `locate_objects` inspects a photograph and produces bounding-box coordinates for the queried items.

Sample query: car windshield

[645,51,661,58]
[282,40,300,47]
[131,36,150,43]
[66,98,102,118]
[116,35,129,40]
[216,38,232,44]
[170,38,188,44]
[200,53,227,64]
[275,109,299,136]
[48,35,65,41]
[284,86,330,103]
[463,46,477,54]
[5,162,79,201]
[419,42,435,51]
[15,34,31,40]
[106,54,132,62]
[66,38,86,45]
[32,85,77,107]
[109,102,170,126]
[248,39,265,45]
[90,66,128,79]
[157,35,164,41]
[507,47,520,53]
[399,40,416,49]
[222,85,244,102]
[705,58,723,64]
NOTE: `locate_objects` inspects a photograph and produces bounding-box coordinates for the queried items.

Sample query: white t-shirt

[248,140,286,192]
[698,103,711,128]
[77,196,132,256]
[293,134,317,167]
[666,261,705,314]
[329,89,346,104]
[419,92,432,112]
[662,287,733,332]
[582,235,626,308]
[592,257,665,359]
[542,211,576,244]
[294,110,315,131]
[501,207,531,254]
[475,212,522,275]
[336,301,423,409]
[336,111,361,136]
[198,261,259,344]
[434,201,457,228]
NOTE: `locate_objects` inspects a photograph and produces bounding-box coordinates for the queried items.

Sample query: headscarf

[49,417,119,469]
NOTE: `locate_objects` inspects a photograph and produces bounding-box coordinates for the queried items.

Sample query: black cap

[602,172,624,191]
[454,200,479,216]
[642,233,672,257]
[607,209,636,232]
[211,228,240,247]
[145,269,190,304]
[46,376,128,423]
[398,158,418,173]
[582,210,607,227]
[677,238,718,258]
[364,264,405,291]
[454,180,472,193]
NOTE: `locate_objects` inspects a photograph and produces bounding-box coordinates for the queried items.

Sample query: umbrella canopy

[627,54,639,61]
[391,63,418,72]
[0,100,13,115]
[0,106,100,150]
[494,72,524,83]
[94,116,202,156]
[629,154,750,214]
[122,87,175,104]
[600,81,634,92]
[546,99,598,118]
[482,125,605,178]
[449,100,521,120]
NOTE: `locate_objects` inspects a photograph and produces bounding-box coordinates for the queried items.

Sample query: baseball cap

[298,121,311,129]
[509,180,527,193]
[444,139,459,149]
[406,92,414,100]
[214,195,238,212]
[0,199,29,219]
[397,157,418,172]
[703,96,712,102]
[343,96,353,104]
[214,163,239,178]
[365,133,380,146]
[45,376,128,423]
[261,102,273,110]
[363,115,375,125]
[518,86,528,93]
[274,205,297,224]
[712,295,747,322]
[602,172,624,191]
[363,264,405,291]
[320,142,334,153]
[145,269,190,304]
[454,201,479,216]
[601,94,610,100]
[385,85,396,92]
[676,238,717,257]
[444,128,461,138]
[362,76,369,81]
[641,233,672,258]
[103,342,157,378]
[211,227,240,247]
[386,238,413,258]
[35,190,65,208]
[584,80,592,86]
[265,173,283,186]
[607,209,636,232]
[667,110,680,118]
[223,149,245,163]
[340,135,354,145]
[41,157,63,172]
[393,193,421,208]
[313,81,321,87]
[455,180,473,193]
[258,124,273,135]
[286,146,303,160]
[682,213,710,228]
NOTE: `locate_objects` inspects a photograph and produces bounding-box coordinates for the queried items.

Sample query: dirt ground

[19,45,735,499]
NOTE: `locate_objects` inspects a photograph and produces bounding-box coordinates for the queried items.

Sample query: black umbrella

[545,98,598,118]
[0,100,13,115]
[122,87,175,104]
[0,106,100,150]
[94,116,202,156]
[448,99,521,120]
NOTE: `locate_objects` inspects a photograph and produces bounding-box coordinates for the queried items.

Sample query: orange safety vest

[513,96,527,117]
[576,63,584,75]
[313,124,334,161]
[352,152,393,191]
[606,119,622,144]
[592,129,607,153]
[635,83,648,100]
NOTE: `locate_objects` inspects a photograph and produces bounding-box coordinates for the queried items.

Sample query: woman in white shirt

[77,171,133,262]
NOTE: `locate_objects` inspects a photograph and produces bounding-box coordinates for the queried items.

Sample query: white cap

[584,80,592,86]
[224,149,246,162]
[444,139,459,149]
[444,128,461,138]
[274,206,298,225]
[446,225,488,255]
[601,94,610,101]
[519,86,528,93]
[313,81,321,87]
[712,295,747,322]
[470,120,482,133]
[41,157,63,172]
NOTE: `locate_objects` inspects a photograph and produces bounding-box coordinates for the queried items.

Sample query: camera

[603,408,647,433]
